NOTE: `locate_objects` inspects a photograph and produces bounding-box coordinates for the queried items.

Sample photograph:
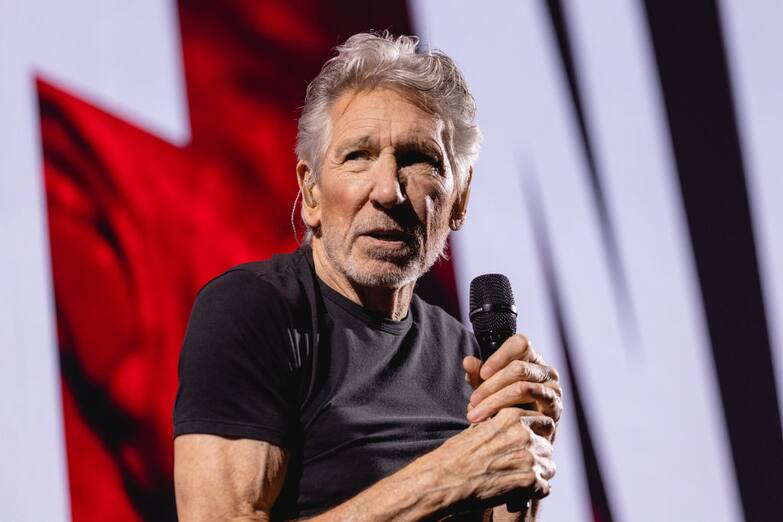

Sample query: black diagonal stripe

[521,165,614,522]
[544,0,640,353]
[643,1,783,519]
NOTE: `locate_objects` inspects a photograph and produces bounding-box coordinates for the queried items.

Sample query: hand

[424,407,556,510]
[463,334,563,440]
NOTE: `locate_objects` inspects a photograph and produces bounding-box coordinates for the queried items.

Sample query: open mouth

[363,229,414,244]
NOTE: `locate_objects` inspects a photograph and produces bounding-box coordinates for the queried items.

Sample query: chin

[344,255,423,288]
[321,231,448,289]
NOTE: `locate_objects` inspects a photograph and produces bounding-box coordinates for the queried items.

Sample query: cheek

[406,176,452,225]
[320,175,371,230]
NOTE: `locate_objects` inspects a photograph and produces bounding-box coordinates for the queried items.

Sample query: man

[174,32,563,521]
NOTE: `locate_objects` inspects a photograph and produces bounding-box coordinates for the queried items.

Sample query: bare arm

[175,408,553,522]
[314,411,553,522]
[174,434,449,522]
[175,435,289,521]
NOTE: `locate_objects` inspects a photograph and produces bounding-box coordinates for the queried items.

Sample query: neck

[311,239,415,321]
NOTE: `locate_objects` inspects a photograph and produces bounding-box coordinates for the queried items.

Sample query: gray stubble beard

[321,226,450,289]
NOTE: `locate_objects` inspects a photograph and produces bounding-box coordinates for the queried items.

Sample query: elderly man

[173,33,562,521]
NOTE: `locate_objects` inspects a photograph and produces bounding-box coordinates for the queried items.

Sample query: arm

[175,435,289,522]
[174,433,450,522]
[317,409,553,521]
[175,408,554,522]
[173,271,300,521]
[174,434,462,522]
[308,451,457,521]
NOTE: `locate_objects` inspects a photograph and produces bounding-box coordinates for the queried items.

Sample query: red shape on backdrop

[38,1,459,520]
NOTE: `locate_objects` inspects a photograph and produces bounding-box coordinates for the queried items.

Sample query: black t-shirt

[174,247,480,519]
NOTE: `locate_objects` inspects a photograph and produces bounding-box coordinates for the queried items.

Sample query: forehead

[327,88,445,146]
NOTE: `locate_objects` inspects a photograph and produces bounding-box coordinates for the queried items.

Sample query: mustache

[355,221,416,235]
[354,221,423,243]
[353,216,424,243]
[354,205,423,238]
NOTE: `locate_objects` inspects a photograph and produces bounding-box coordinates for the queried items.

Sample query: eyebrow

[334,134,444,159]
[333,135,377,157]
[396,138,443,159]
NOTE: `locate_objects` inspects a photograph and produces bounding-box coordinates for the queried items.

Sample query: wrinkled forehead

[326,87,447,148]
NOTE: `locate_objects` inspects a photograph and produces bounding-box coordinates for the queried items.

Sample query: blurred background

[1,0,782,520]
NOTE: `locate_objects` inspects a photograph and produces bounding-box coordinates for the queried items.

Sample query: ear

[296,160,321,230]
[450,166,473,231]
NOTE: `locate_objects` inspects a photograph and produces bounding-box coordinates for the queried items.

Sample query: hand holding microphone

[466,274,563,514]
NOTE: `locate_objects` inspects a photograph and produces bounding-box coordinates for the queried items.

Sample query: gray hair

[294,32,481,242]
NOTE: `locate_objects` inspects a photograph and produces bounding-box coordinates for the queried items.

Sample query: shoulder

[185,248,315,351]
[191,268,287,328]
[194,247,312,317]
[198,267,279,303]
[181,251,313,378]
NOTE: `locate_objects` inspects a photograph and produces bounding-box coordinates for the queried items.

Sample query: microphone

[469,274,517,361]
[468,274,530,514]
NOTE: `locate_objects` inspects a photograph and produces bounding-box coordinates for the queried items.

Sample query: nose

[369,150,406,209]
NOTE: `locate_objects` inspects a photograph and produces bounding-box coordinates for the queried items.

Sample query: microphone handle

[477,337,531,516]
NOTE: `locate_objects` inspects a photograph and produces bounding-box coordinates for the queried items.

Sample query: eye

[344,150,370,162]
[398,150,442,174]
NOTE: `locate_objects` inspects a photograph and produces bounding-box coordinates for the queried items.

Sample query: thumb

[463,355,483,389]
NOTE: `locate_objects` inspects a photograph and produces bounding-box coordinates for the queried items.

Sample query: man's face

[309,87,463,288]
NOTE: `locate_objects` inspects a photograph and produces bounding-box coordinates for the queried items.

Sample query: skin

[300,87,468,320]
[174,87,564,521]
[463,335,563,521]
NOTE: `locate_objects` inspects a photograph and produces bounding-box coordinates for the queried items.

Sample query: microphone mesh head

[469,274,517,337]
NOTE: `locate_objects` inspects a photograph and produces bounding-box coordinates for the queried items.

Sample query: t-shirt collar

[316,277,413,335]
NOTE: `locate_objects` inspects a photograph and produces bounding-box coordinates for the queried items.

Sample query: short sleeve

[173,269,299,448]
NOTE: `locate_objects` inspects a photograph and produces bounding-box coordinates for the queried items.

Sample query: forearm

[298,407,554,522]
[308,454,457,521]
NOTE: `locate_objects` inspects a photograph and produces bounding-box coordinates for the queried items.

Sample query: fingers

[480,334,544,381]
[528,476,552,500]
[515,430,555,500]
[521,413,557,441]
[528,464,555,499]
[532,435,556,483]
[526,431,556,499]
[459,408,556,505]
[470,359,556,407]
[466,333,562,427]
[463,355,482,390]
[467,381,563,424]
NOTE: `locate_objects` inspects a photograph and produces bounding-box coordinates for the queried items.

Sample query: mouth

[361,229,415,245]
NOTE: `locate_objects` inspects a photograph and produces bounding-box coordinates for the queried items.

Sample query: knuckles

[494,409,533,441]
[544,382,558,398]
[510,359,529,380]
[465,407,557,503]
[532,417,556,440]
[494,407,522,424]
[546,460,557,480]
[512,381,529,399]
